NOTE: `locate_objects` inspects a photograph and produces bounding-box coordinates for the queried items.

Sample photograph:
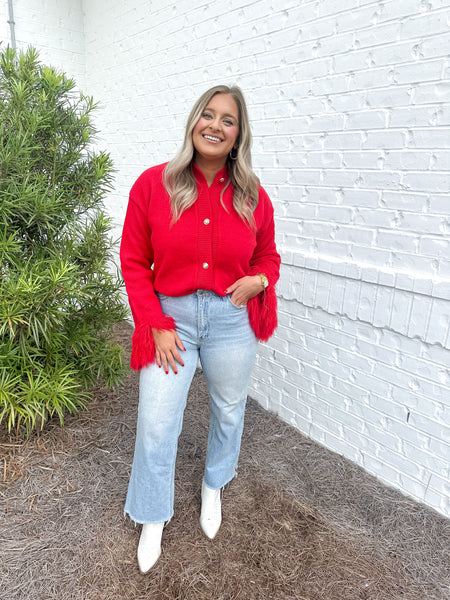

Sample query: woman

[120,85,280,573]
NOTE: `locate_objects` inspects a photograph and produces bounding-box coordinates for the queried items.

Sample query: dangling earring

[229,147,238,160]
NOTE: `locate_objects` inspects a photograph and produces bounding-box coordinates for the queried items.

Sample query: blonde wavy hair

[164,85,260,225]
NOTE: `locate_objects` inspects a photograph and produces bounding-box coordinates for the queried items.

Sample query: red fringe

[130,314,176,371]
[130,289,277,370]
[247,285,278,342]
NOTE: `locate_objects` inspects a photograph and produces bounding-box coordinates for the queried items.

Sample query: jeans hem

[203,470,237,491]
[124,508,173,526]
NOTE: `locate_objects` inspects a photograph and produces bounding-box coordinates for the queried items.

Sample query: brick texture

[8,0,85,87]
[9,0,450,519]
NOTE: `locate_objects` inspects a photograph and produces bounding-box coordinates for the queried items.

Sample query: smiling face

[192,93,240,169]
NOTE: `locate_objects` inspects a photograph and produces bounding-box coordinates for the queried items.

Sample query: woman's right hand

[152,328,185,374]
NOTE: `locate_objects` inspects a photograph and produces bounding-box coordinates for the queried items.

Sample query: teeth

[204,135,222,142]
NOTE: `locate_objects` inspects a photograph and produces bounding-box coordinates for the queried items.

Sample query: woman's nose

[209,118,221,130]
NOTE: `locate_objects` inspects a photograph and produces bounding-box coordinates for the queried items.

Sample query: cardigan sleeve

[246,187,281,342]
[247,187,281,287]
[120,180,176,371]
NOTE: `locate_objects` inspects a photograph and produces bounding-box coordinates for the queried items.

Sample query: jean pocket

[156,292,170,301]
[227,295,247,309]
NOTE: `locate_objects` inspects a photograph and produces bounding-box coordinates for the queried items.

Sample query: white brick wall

[1,1,9,46]
[8,0,450,518]
[6,0,85,87]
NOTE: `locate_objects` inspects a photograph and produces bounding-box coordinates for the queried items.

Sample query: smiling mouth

[203,135,222,143]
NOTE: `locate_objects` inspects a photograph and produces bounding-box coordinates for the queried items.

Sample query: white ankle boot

[137,522,164,573]
[200,481,222,539]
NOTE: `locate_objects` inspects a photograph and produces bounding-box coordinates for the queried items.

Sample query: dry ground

[1,323,449,600]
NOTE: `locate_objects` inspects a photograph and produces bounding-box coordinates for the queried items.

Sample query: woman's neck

[194,156,226,186]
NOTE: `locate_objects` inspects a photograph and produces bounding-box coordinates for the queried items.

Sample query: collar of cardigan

[192,162,228,186]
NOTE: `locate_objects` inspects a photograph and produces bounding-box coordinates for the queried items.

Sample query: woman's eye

[202,113,213,119]
[224,119,234,126]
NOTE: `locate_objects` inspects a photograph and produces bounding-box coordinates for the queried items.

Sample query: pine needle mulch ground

[1,323,449,600]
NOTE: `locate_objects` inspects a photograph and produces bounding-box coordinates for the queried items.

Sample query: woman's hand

[225,275,264,307]
[152,328,185,374]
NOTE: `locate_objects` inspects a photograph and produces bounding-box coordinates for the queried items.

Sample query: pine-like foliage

[0,47,128,434]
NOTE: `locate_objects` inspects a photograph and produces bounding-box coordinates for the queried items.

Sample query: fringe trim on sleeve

[247,285,278,342]
[130,314,176,371]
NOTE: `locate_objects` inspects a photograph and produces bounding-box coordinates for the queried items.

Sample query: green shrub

[0,46,128,434]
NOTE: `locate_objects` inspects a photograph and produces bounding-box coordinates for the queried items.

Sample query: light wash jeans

[124,291,258,524]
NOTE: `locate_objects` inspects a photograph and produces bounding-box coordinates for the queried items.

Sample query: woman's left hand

[225,275,264,307]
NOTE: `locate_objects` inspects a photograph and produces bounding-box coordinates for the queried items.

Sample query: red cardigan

[120,162,281,370]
